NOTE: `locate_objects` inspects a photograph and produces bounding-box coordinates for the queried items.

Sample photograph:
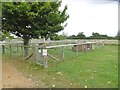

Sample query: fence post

[76,45,79,56]
[17,44,19,52]
[102,41,105,46]
[35,44,40,65]
[43,55,47,68]
[2,45,5,54]
[9,44,12,57]
[92,43,95,50]
[61,46,64,60]
[43,44,48,68]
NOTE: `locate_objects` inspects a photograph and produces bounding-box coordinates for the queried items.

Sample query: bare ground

[2,62,35,88]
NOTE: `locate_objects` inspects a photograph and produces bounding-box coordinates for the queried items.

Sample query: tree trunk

[23,37,29,57]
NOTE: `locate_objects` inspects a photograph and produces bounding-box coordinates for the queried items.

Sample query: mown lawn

[2,45,118,88]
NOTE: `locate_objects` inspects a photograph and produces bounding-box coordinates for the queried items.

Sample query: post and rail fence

[1,39,118,68]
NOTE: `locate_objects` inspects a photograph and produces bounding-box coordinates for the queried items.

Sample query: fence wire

[2,42,104,68]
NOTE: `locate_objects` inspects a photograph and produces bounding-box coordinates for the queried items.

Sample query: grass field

[2,45,118,88]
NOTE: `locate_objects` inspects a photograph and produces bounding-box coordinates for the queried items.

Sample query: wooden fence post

[43,45,48,68]
[35,44,40,65]
[92,44,95,50]
[9,44,12,57]
[43,55,47,68]
[61,46,64,60]
[2,45,5,54]
[76,45,79,56]
[17,44,19,52]
[22,45,24,59]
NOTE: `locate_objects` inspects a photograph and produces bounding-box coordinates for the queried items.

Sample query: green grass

[2,45,118,88]
[48,45,118,88]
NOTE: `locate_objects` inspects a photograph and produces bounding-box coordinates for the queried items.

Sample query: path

[2,62,35,88]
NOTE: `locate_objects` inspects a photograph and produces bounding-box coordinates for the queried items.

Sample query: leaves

[2,2,69,39]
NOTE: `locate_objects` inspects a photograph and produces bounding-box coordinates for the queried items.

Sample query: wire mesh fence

[2,44,36,63]
[1,39,109,68]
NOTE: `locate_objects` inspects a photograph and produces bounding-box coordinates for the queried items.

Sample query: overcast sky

[59,0,118,37]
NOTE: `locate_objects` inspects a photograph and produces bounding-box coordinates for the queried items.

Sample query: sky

[59,0,118,37]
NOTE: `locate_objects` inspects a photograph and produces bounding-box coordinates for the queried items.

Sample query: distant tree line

[1,31,119,41]
[50,32,119,40]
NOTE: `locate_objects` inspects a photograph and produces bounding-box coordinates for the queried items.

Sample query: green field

[2,45,118,88]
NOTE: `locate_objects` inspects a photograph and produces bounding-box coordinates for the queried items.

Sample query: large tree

[2,2,69,56]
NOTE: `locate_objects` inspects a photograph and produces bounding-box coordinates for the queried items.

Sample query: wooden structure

[72,42,95,52]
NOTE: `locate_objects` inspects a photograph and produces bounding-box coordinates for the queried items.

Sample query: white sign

[39,49,41,53]
[43,49,47,56]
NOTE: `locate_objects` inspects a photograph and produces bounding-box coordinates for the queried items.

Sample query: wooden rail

[46,42,96,49]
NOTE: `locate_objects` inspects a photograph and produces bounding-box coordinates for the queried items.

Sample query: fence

[48,39,118,45]
[1,39,118,68]
[34,42,98,68]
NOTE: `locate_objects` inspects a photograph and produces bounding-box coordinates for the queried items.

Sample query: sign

[43,49,47,56]
[38,49,41,53]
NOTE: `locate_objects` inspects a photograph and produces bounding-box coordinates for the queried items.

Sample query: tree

[2,2,69,56]
[91,32,100,39]
[77,32,86,39]
[0,31,14,41]
[91,32,108,39]
[68,35,77,39]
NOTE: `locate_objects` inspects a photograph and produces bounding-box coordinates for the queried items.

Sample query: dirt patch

[2,62,35,88]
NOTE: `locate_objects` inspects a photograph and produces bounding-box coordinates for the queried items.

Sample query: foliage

[77,32,86,39]
[67,35,77,39]
[90,32,108,39]
[67,32,86,39]
[68,32,117,40]
[2,2,69,40]
[0,31,14,41]
[50,34,68,40]
[2,2,69,55]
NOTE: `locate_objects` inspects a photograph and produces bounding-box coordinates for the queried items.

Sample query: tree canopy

[2,2,69,40]
[77,32,86,39]
[2,1,69,56]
